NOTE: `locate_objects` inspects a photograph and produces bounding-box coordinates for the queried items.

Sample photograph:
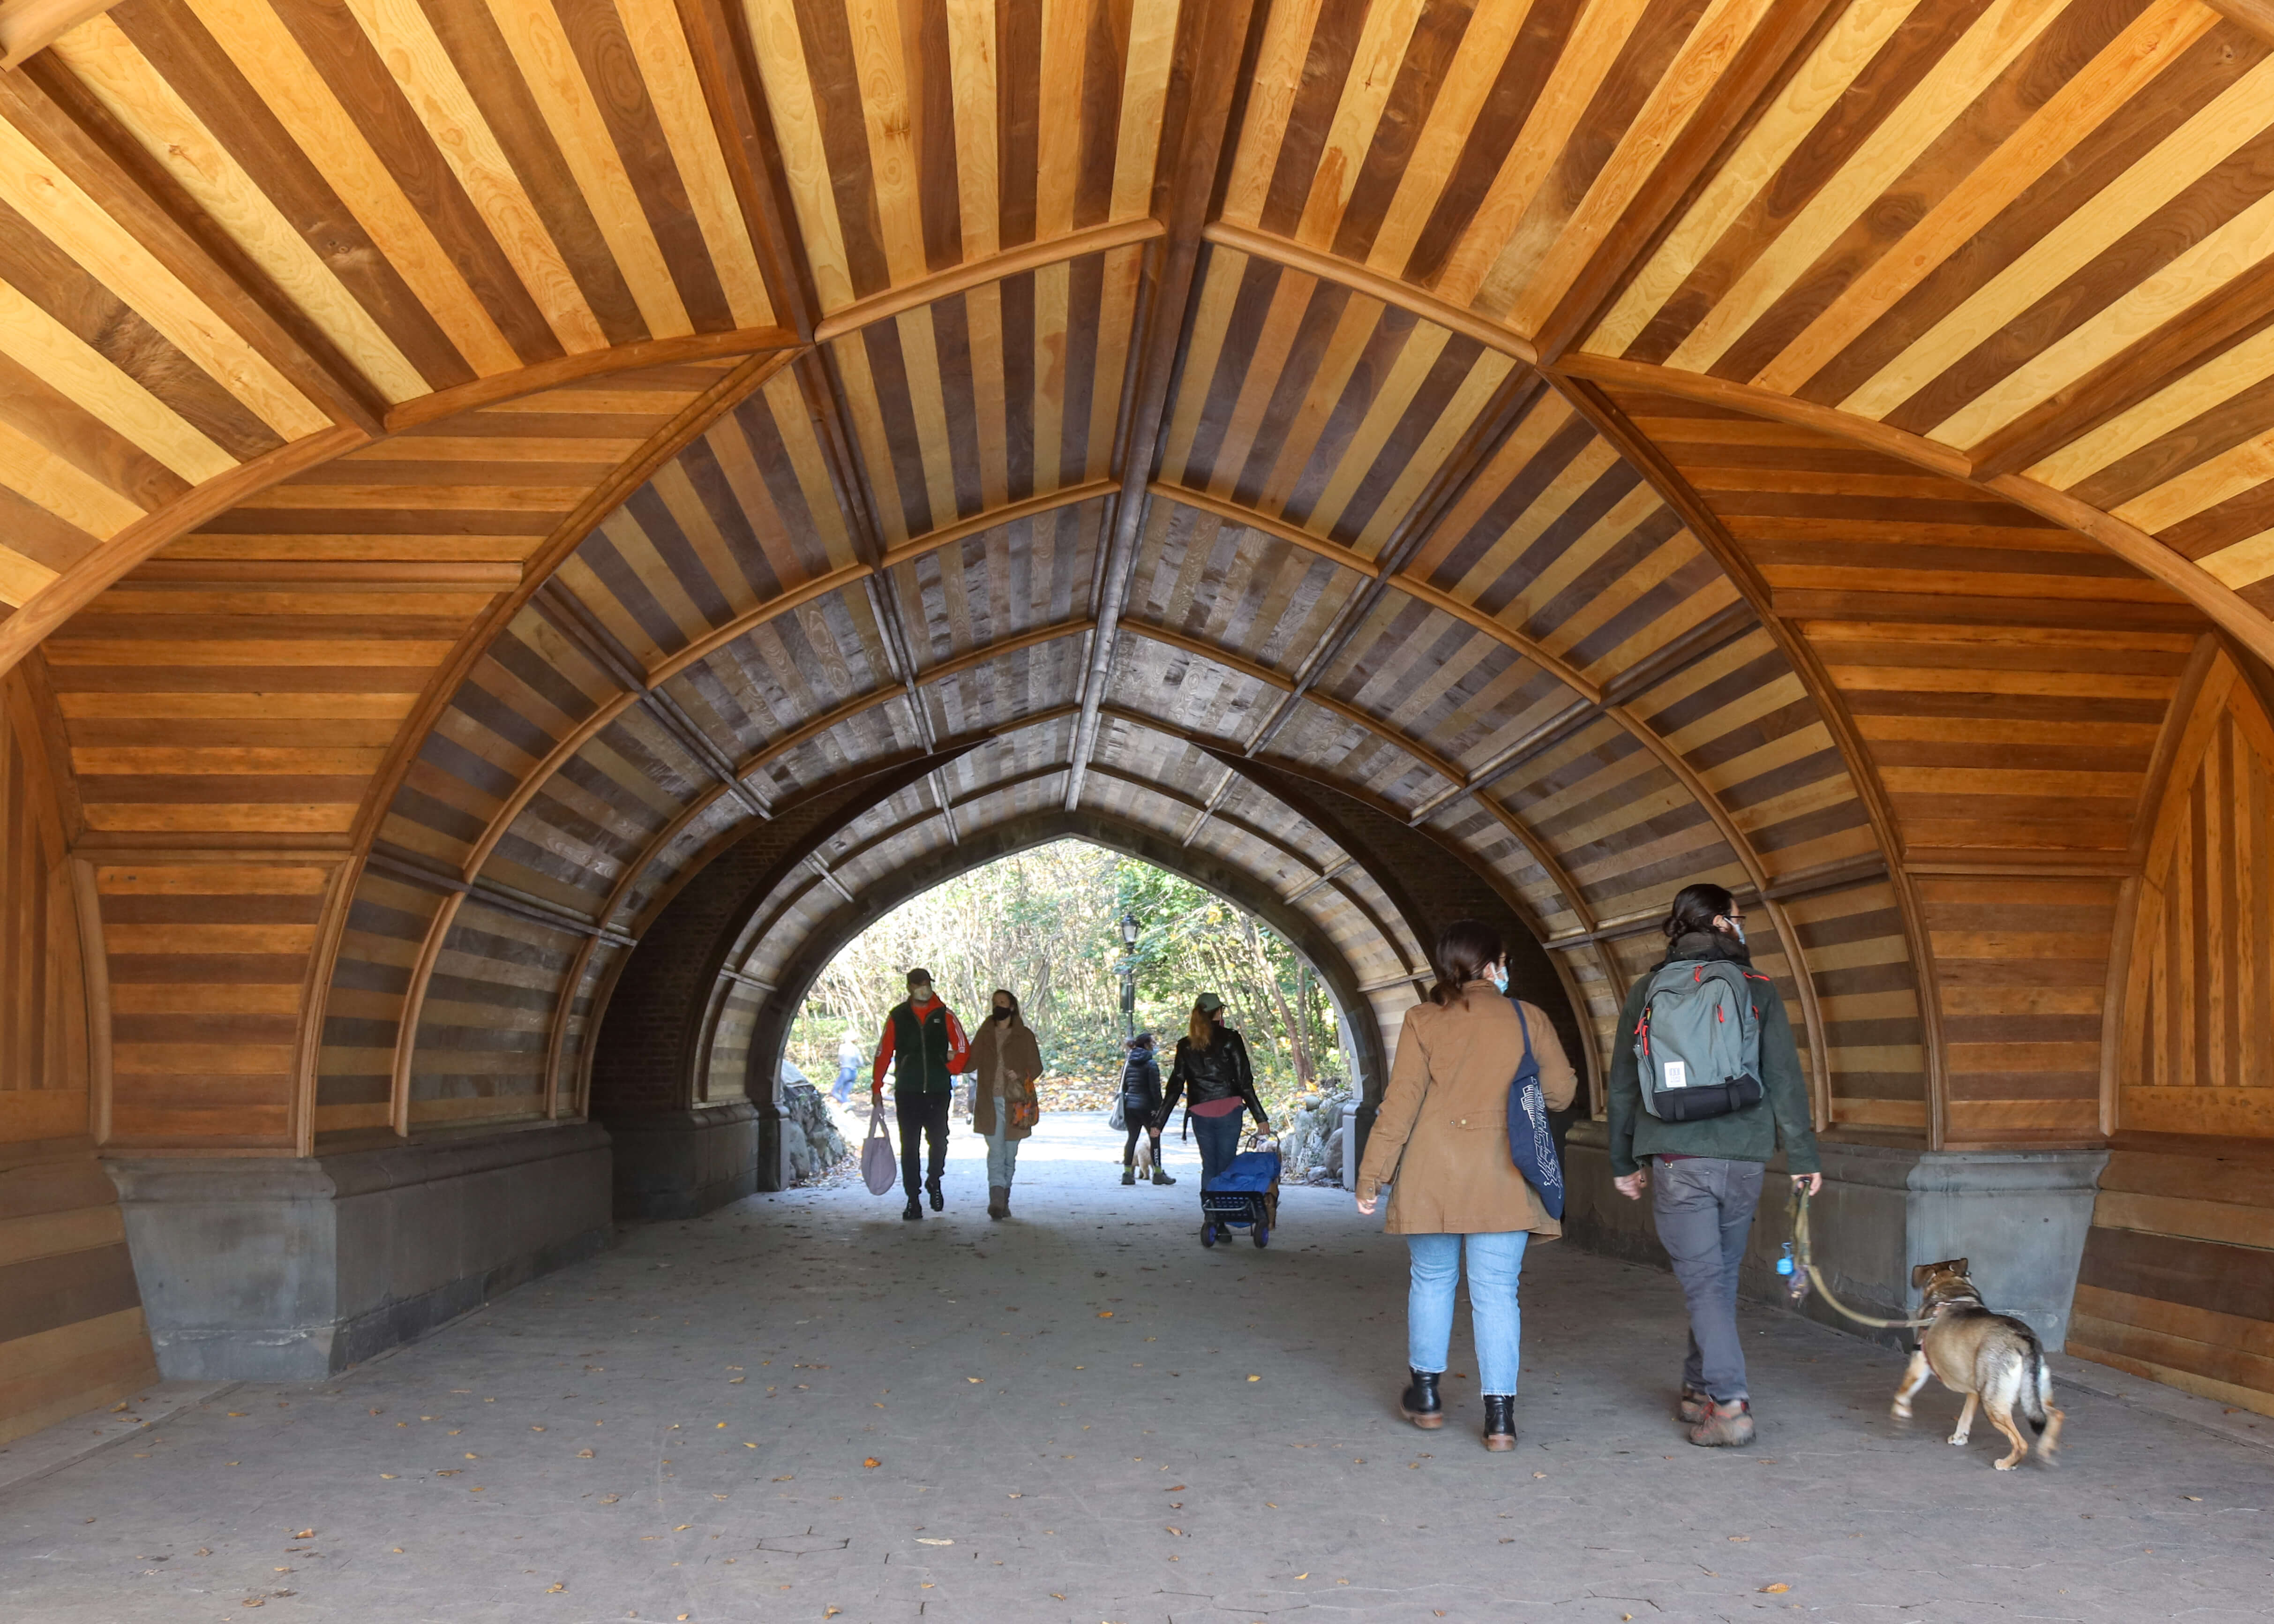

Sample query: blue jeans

[1406,1231,1530,1397]
[984,1131,1020,1188]
[1192,1110,1244,1189]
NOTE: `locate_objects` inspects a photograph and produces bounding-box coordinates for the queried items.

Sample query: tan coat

[968,1017,1043,1140]
[1355,985,1578,1237]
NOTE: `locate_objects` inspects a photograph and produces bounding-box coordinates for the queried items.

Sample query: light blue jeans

[984,1131,1020,1188]
[1406,1231,1530,1397]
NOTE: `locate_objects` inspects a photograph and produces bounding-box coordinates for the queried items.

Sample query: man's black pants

[895,1089,950,1197]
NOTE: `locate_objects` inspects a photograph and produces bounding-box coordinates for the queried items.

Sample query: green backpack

[1633,960,1767,1122]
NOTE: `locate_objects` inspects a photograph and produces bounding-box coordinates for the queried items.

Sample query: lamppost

[1118,910,1140,1038]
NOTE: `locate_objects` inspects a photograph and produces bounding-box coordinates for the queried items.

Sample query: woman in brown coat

[1356,920,1577,1451]
[969,989,1043,1220]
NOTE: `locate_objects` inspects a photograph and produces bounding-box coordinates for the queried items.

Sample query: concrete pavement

[3,1109,2270,1623]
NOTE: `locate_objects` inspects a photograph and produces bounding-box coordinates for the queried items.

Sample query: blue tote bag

[1505,1000,1564,1219]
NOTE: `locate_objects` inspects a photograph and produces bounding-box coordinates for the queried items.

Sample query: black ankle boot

[926,1177,943,1211]
[902,1197,922,1221]
[1483,1395,1516,1451]
[1399,1369,1444,1429]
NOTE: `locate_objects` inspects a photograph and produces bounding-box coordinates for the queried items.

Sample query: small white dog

[1132,1131,1154,1178]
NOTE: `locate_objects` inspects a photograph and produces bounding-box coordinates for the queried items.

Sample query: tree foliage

[788,840,1343,1107]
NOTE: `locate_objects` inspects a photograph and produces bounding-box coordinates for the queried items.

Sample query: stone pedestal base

[106,1121,612,1382]
[1561,1121,2106,1350]
[600,1100,782,1219]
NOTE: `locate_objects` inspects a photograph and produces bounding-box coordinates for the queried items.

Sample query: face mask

[1490,963,1509,994]
[991,1006,1011,1023]
[910,984,931,1001]
[1724,918,1746,944]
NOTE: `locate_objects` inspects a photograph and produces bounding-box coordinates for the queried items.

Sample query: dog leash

[1780,1187,1936,1331]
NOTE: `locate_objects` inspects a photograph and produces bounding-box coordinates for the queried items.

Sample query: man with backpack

[1606,883,1821,1449]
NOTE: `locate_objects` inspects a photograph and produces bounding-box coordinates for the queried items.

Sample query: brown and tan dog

[1891,1259,2064,1471]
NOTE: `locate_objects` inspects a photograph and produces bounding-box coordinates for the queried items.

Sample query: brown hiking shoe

[1676,1387,1710,1425]
[1687,1399,1754,1447]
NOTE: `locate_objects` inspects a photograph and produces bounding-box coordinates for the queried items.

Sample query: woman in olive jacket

[1355,920,1576,1451]
[1606,882,1820,1449]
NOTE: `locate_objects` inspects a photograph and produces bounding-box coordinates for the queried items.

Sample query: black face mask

[991,1007,1011,1023]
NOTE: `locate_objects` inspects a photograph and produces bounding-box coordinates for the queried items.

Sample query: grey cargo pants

[1652,1157,1764,1403]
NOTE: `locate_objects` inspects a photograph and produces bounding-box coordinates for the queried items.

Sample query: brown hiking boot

[987,1186,1008,1220]
[1687,1399,1754,1447]
[1676,1386,1710,1425]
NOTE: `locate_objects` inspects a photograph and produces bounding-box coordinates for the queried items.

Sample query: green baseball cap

[1194,991,1224,1013]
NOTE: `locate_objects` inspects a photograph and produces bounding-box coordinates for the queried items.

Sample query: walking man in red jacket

[871,968,970,1221]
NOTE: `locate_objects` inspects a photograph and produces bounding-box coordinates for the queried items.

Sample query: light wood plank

[1666,0,2072,376]
[740,0,854,309]
[1755,0,2219,398]
[1500,0,1783,333]
[1435,0,1660,311]
[1364,0,1534,276]
[841,0,926,284]
[482,0,692,339]
[183,0,519,375]
[944,0,1000,259]
[609,0,772,326]
[0,111,329,437]
[1218,0,1324,230]
[1111,0,1179,221]
[341,0,607,352]
[0,417,143,539]
[49,15,428,404]
[1589,0,1922,355]
[1837,53,2274,420]
[1938,188,2274,451]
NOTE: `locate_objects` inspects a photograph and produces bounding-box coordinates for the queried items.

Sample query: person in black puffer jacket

[1159,992,1271,1192]
[1117,1032,1174,1187]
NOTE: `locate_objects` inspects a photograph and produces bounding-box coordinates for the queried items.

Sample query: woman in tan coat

[969,989,1043,1221]
[1356,920,1576,1451]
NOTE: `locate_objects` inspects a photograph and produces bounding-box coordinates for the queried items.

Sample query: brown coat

[1355,985,1578,1237]
[968,1016,1043,1140]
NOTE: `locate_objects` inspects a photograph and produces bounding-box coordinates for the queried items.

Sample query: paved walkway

[6,1112,2272,1623]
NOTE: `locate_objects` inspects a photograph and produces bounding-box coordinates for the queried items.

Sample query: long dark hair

[1662,882,1736,943]
[1428,919,1504,1007]
[988,988,1021,1025]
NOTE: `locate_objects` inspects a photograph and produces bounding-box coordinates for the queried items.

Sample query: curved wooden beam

[383,329,802,432]
[0,422,365,682]
[812,220,1165,342]
[1202,222,1538,368]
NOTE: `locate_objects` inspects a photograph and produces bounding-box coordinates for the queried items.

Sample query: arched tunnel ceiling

[7,0,2273,1156]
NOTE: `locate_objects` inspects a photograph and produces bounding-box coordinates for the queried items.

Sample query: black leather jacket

[1160,1028,1263,1125]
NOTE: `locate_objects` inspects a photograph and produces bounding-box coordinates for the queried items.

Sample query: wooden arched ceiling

[8,0,2271,1158]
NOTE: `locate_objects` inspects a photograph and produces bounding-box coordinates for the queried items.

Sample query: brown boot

[1676,1386,1710,1425]
[1687,1399,1754,1448]
[988,1185,1008,1220]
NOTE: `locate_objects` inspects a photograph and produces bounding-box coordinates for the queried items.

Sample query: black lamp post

[1118,911,1140,1036]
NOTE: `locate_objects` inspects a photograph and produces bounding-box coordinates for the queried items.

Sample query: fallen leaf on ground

[379,1474,397,1480]
[579,1449,594,1459]
[917,1538,953,1546]
[1761,1583,1790,1594]
[547,1583,564,1592]
[862,1458,880,1468]
[1097,1312,1112,1318]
